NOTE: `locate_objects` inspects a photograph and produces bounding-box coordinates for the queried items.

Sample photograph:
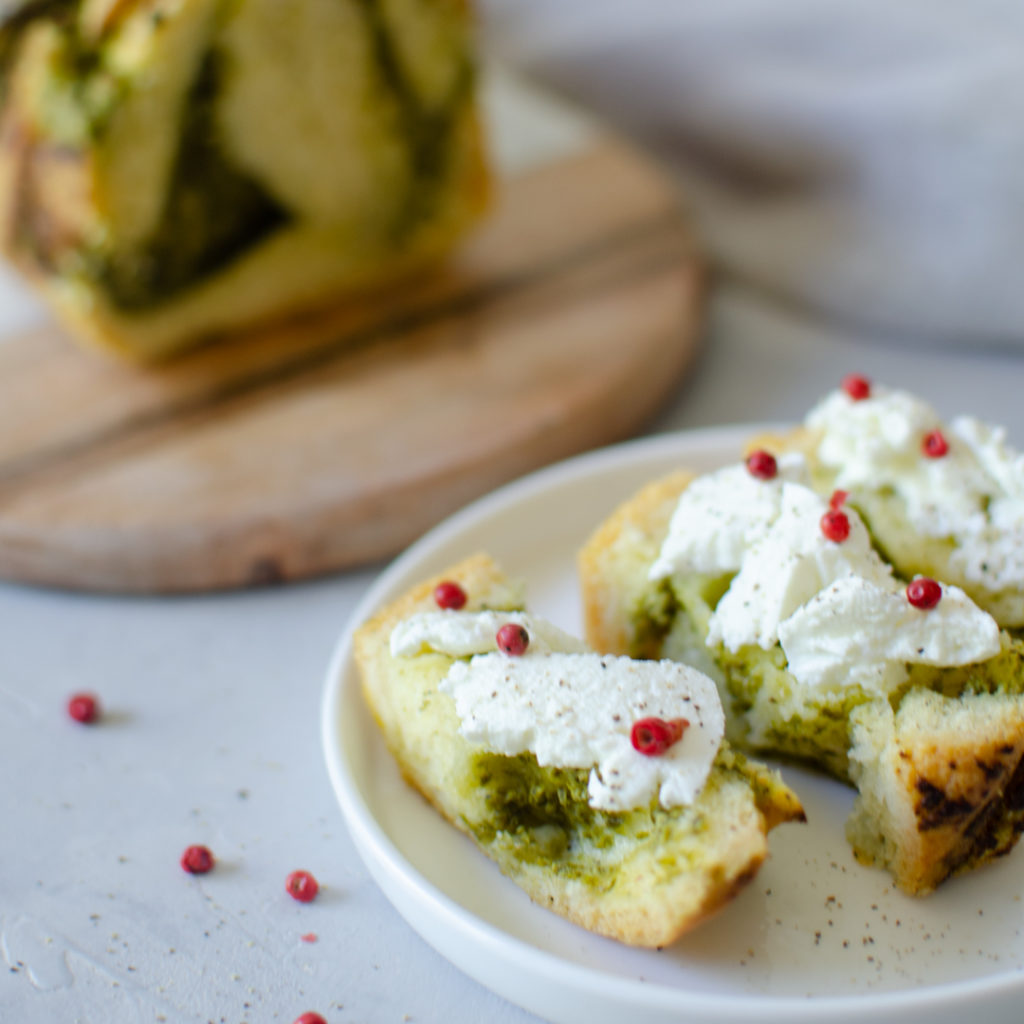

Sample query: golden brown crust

[848,690,1024,894]
[742,425,816,459]
[578,470,693,657]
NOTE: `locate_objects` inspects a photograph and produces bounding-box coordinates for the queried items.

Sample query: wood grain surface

[0,132,703,593]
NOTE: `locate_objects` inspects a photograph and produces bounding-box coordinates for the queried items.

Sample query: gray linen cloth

[481,1,1024,349]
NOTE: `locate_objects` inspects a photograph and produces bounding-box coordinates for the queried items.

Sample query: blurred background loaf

[0,0,489,361]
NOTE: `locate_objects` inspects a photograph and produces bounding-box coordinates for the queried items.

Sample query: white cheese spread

[649,453,809,579]
[444,652,724,812]
[806,385,1024,621]
[650,459,1002,695]
[390,610,724,811]
[389,610,588,658]
[707,481,892,652]
[779,575,1001,693]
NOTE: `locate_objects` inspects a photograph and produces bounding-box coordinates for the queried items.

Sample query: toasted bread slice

[579,471,1024,894]
[354,552,804,947]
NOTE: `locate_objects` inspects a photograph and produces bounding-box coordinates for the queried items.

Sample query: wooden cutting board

[0,73,703,593]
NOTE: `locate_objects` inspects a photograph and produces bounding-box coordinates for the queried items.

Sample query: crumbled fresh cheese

[649,453,809,579]
[806,385,1024,615]
[650,459,1002,694]
[390,610,724,811]
[779,575,1001,693]
[444,653,723,812]
[389,610,588,658]
[807,386,989,529]
[707,481,892,652]
[943,417,1024,596]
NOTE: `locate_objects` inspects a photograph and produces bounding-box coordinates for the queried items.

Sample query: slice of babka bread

[579,425,1024,894]
[354,552,804,947]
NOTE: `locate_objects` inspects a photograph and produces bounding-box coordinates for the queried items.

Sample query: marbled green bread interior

[632,569,1024,783]
[381,638,796,893]
[466,746,790,889]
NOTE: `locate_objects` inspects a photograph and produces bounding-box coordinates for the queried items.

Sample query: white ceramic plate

[321,426,1024,1024]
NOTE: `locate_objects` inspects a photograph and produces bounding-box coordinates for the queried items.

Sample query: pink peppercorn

[922,430,949,458]
[745,450,778,480]
[820,509,851,543]
[286,870,319,903]
[631,717,689,756]
[433,580,467,610]
[180,845,215,875]
[842,374,871,400]
[67,693,100,724]
[907,578,942,610]
[496,623,529,656]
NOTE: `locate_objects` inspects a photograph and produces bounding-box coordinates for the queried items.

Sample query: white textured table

[4,275,1024,1024]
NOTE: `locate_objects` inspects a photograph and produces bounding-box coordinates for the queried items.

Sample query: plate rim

[321,424,1024,1024]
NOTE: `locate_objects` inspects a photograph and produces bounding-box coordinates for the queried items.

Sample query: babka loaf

[0,0,488,360]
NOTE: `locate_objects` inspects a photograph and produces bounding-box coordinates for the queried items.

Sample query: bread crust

[578,470,692,657]
[848,690,1024,894]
